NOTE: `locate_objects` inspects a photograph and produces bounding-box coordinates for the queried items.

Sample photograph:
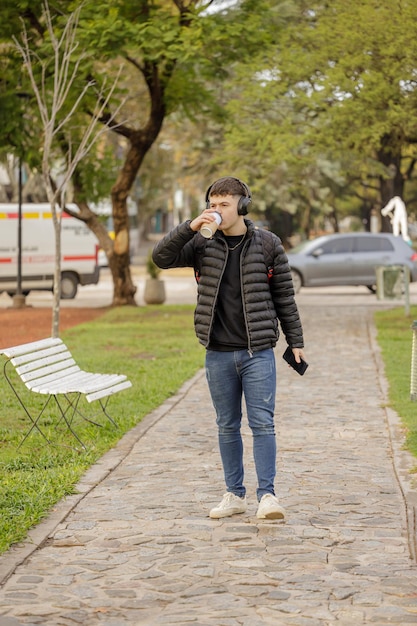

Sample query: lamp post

[12,88,30,309]
[12,155,26,309]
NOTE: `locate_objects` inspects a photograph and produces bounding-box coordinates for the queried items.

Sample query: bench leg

[17,395,54,449]
[53,394,87,450]
[53,394,118,449]
[59,393,117,428]
[98,397,118,428]
[4,360,52,448]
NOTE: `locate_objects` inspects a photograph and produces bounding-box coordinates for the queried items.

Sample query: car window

[290,238,327,254]
[355,236,394,252]
[380,238,394,252]
[319,237,354,254]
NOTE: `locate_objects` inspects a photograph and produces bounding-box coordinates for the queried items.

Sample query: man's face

[207,194,241,232]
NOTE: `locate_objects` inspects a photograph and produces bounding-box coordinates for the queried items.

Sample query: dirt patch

[0,307,109,348]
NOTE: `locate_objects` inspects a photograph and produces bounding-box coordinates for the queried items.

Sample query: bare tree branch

[13,0,125,336]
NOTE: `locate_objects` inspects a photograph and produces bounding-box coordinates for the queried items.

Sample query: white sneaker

[256,494,286,520]
[209,493,247,519]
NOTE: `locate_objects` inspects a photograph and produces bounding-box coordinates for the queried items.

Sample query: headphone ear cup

[237,196,251,216]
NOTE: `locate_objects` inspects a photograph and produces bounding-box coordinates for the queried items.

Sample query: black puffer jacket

[152,219,304,353]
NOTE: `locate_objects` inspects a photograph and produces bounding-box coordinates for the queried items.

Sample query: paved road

[0,267,198,310]
[0,295,417,625]
[2,266,417,309]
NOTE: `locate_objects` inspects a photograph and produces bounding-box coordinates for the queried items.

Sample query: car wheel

[367,285,376,294]
[291,269,302,293]
[60,272,78,299]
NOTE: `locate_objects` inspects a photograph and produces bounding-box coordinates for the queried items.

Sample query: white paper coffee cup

[200,212,222,239]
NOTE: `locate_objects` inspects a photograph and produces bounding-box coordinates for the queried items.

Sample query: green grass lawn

[0,305,205,554]
[374,305,417,462]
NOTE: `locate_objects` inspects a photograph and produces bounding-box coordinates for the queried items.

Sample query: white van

[0,203,100,299]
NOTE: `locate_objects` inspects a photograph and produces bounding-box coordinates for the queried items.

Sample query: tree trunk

[328,207,339,233]
[301,204,312,239]
[68,187,137,306]
[65,198,113,253]
[110,129,163,305]
[377,134,405,232]
[70,126,165,306]
[51,210,62,338]
[110,142,141,305]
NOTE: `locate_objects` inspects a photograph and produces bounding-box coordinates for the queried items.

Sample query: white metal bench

[0,337,132,449]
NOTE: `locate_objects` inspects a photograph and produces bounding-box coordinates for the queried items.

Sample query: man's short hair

[208,176,249,198]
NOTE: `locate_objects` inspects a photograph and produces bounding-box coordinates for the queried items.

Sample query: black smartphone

[282,346,308,376]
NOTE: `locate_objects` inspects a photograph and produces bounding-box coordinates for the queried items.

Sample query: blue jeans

[205,348,277,502]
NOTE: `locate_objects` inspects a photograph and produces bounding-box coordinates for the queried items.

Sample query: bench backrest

[0,337,132,402]
[0,338,80,391]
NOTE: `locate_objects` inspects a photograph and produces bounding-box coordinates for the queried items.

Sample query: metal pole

[411,321,417,401]
[17,157,22,296]
[403,265,410,316]
[12,156,26,308]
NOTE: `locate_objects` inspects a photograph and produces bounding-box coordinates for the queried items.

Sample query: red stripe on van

[0,258,12,263]
[63,255,96,261]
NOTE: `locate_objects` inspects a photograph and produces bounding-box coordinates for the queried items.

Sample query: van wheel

[60,272,78,299]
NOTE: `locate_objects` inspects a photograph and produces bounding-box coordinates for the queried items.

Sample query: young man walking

[152,176,305,520]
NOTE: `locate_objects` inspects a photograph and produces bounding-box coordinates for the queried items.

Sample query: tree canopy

[2,0,417,255]
[0,0,272,302]
[214,0,417,232]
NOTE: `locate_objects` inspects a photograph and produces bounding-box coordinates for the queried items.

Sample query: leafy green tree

[1,0,275,304]
[218,0,417,234]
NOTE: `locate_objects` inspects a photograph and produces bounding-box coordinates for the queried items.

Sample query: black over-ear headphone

[205,177,252,216]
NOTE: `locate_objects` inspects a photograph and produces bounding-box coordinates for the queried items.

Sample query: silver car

[287,232,417,293]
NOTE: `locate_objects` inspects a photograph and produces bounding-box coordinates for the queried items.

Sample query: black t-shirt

[208,234,248,351]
